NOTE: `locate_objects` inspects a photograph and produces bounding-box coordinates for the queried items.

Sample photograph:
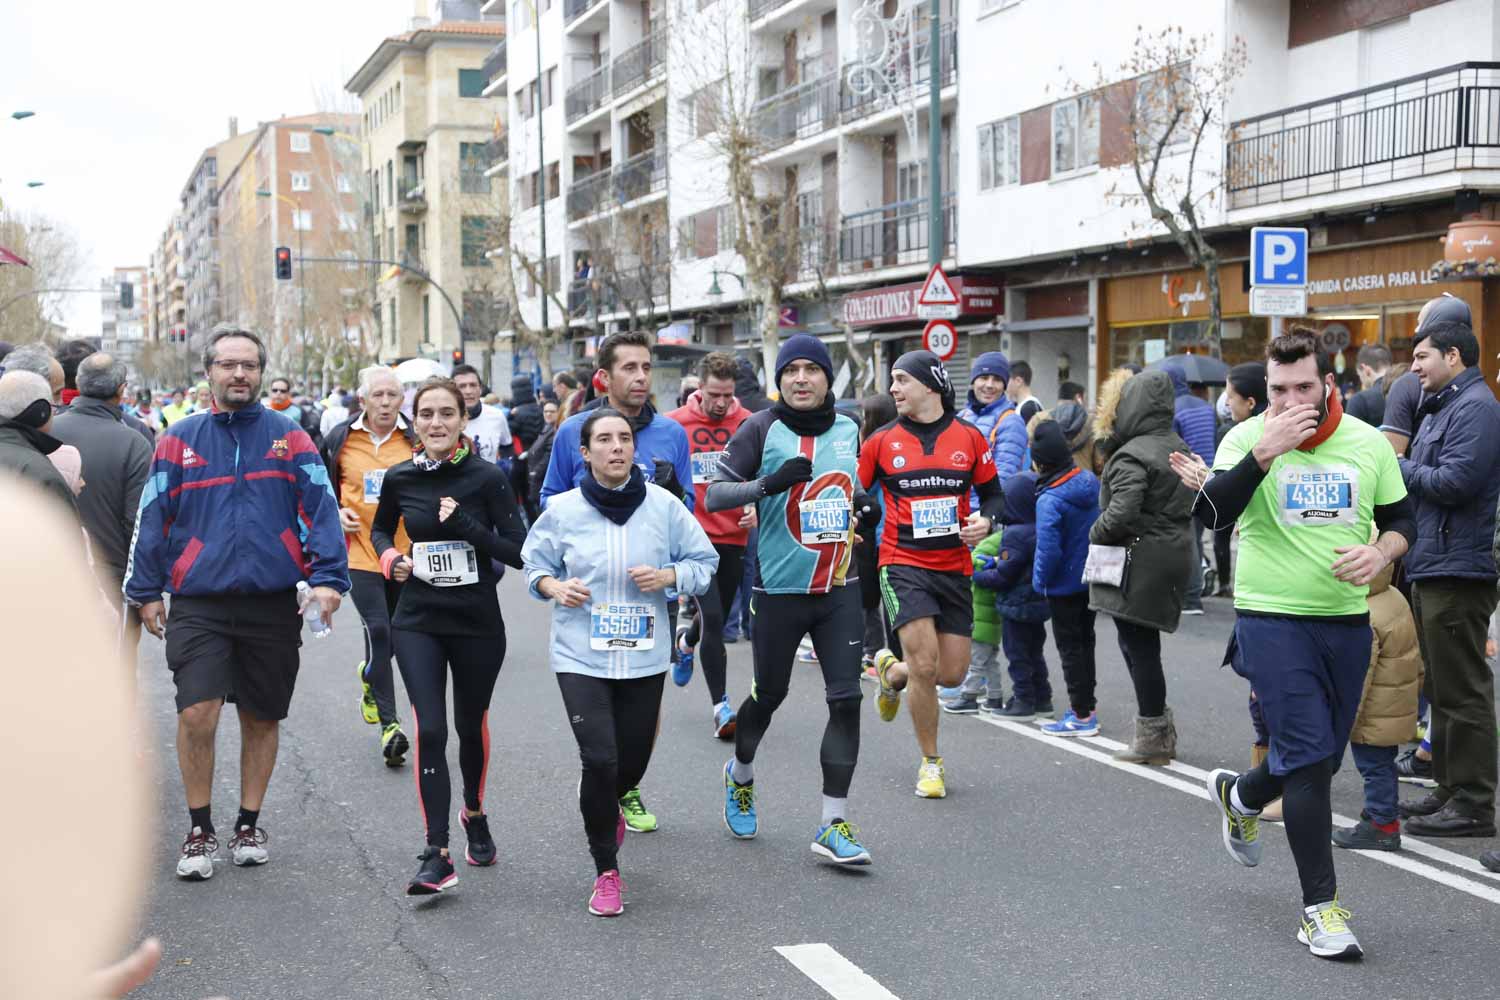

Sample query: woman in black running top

[371,377,526,895]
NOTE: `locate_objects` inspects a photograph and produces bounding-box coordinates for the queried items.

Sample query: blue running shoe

[811,820,871,866]
[937,684,964,700]
[672,635,695,687]
[723,760,757,839]
[1039,710,1099,737]
[713,699,737,740]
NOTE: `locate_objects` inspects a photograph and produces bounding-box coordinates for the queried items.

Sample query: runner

[541,330,693,834]
[666,350,755,738]
[859,351,1003,799]
[319,365,415,766]
[370,376,527,895]
[451,364,513,468]
[706,334,877,865]
[522,407,718,916]
[1170,328,1413,960]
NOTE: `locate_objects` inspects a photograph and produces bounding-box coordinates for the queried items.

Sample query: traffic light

[275,246,293,281]
[450,348,464,368]
[119,282,133,310]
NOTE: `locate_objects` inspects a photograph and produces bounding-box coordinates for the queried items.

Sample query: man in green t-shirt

[1169,329,1415,962]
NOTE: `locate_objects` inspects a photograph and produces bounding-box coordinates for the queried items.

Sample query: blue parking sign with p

[1250,227,1308,287]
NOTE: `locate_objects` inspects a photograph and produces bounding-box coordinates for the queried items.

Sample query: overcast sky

[1,0,424,336]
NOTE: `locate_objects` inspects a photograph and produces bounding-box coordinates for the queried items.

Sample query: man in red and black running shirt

[860,350,1004,799]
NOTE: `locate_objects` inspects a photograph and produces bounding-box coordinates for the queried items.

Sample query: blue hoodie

[973,471,1048,622]
[1033,465,1101,597]
[1163,361,1217,466]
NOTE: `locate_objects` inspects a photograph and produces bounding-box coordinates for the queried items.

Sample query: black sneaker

[407,847,457,895]
[1395,748,1436,787]
[1398,793,1447,819]
[1034,700,1056,720]
[997,697,1036,722]
[461,812,496,867]
[1481,850,1500,873]
[1331,818,1400,852]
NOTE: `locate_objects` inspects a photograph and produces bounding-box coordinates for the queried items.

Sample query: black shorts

[164,592,303,720]
[879,564,973,636]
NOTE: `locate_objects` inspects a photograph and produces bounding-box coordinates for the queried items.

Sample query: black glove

[652,458,685,501]
[852,491,881,532]
[760,455,813,496]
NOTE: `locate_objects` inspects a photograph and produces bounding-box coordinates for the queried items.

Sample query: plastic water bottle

[296,581,331,639]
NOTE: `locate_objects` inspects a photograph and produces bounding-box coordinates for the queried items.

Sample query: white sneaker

[228,825,269,867]
[176,826,218,880]
[1297,900,1363,960]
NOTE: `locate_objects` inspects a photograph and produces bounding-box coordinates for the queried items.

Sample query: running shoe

[936,684,963,700]
[407,847,457,895]
[1480,849,1500,873]
[713,698,737,740]
[1182,605,1205,616]
[861,656,876,678]
[619,788,658,833]
[1297,900,1363,960]
[381,723,409,767]
[672,634,695,687]
[915,757,946,799]
[227,825,269,867]
[1207,768,1262,867]
[175,826,218,880]
[1331,818,1400,852]
[461,812,496,867]
[589,870,625,917]
[358,660,378,725]
[1039,709,1099,737]
[722,759,757,839]
[941,694,981,715]
[1034,700,1056,720]
[978,697,1007,716]
[811,820,872,866]
[997,697,1036,722]
[797,639,819,664]
[873,648,901,722]
[1395,747,1436,787]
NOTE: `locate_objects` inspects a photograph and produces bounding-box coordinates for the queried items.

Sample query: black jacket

[508,375,546,449]
[0,423,77,516]
[527,421,560,508]
[51,396,152,580]
[734,357,771,412]
[320,415,417,503]
[1346,372,1395,427]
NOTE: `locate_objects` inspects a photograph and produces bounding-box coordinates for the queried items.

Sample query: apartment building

[177,128,257,348]
[100,266,149,378]
[346,4,506,364]
[150,212,186,346]
[960,0,1500,403]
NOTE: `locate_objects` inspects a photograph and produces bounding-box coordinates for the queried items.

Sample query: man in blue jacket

[1396,318,1500,838]
[1163,358,1215,613]
[126,325,349,882]
[957,351,1030,480]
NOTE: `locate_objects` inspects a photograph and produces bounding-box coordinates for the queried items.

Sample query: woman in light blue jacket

[522,408,717,917]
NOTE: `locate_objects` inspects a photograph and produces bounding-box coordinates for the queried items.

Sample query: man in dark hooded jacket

[507,374,546,450]
[733,357,771,413]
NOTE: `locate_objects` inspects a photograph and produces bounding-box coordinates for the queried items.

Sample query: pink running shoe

[589,870,625,917]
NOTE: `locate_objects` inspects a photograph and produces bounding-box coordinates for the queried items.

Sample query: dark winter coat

[733,357,771,413]
[1163,362,1217,466]
[1034,465,1100,598]
[976,472,1048,623]
[50,395,152,580]
[507,375,546,449]
[1088,371,1195,632]
[0,423,76,515]
[527,420,560,508]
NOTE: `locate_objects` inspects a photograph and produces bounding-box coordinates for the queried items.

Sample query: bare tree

[0,210,87,344]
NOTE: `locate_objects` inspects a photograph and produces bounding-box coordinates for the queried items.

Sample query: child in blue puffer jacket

[974,470,1052,720]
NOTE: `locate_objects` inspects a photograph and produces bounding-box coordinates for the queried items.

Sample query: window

[292,210,313,231]
[289,132,311,153]
[677,209,717,260]
[517,84,534,121]
[796,189,822,228]
[339,250,358,271]
[1135,66,1191,152]
[694,82,721,137]
[546,161,560,201]
[541,68,556,110]
[897,161,926,202]
[978,115,1019,190]
[716,204,737,254]
[461,216,493,266]
[512,0,534,30]
[338,212,358,232]
[459,69,485,99]
[460,142,490,194]
[676,218,695,261]
[336,174,352,193]
[1052,94,1099,174]
[290,171,311,192]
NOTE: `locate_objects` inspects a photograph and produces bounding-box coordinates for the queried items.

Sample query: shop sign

[842,275,1003,329]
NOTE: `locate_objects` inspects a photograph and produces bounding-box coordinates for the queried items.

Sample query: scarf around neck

[1297,385,1343,452]
[581,463,647,525]
[772,394,836,437]
[413,438,472,472]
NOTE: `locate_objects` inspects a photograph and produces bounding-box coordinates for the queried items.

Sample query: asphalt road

[130,582,1500,1000]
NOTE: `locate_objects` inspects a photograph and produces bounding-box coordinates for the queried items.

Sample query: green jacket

[971,530,1004,646]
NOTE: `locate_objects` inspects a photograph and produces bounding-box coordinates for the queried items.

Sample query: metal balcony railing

[397,180,427,211]
[485,134,508,167]
[567,168,613,221]
[838,194,956,272]
[1226,62,1500,209]
[566,64,611,124]
[840,19,957,125]
[754,72,841,152]
[612,147,667,204]
[748,0,796,21]
[564,0,598,25]
[481,41,507,88]
[611,27,666,96]
[795,222,837,279]
[399,252,425,282]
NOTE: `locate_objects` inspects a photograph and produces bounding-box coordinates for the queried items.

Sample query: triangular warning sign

[917,263,959,307]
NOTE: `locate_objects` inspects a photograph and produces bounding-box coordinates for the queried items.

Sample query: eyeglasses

[212,361,262,374]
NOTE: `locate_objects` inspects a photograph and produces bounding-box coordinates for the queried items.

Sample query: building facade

[100,266,149,379]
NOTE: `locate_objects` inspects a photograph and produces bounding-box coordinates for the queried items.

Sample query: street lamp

[256,187,310,391]
[9,111,35,121]
[706,268,747,304]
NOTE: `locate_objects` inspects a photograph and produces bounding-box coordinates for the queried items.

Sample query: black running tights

[391,629,505,849]
[350,569,402,726]
[557,671,665,875]
[1236,755,1337,906]
[683,543,745,705]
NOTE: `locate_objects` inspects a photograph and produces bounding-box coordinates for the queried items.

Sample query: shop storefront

[1101,237,1496,392]
[840,273,1003,390]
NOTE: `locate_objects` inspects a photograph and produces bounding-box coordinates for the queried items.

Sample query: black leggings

[735,586,863,798]
[1236,755,1338,906]
[1114,618,1167,717]
[556,671,665,875]
[391,628,506,849]
[1049,592,1098,717]
[350,569,402,726]
[683,543,745,705]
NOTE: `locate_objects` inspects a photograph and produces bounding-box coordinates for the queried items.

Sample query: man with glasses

[266,376,303,425]
[126,324,349,883]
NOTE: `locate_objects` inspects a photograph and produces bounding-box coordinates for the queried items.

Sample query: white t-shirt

[467,405,514,464]
[320,404,349,438]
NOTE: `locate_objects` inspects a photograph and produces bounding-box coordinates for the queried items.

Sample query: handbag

[1083,543,1131,588]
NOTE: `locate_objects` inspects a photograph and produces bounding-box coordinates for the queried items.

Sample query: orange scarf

[1297,385,1343,451]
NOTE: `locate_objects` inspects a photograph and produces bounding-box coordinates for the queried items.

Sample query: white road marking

[973,715,1500,905]
[775,943,901,1000]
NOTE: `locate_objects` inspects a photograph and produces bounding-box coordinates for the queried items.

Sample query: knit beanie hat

[969,351,1011,385]
[774,333,834,387]
[892,349,956,412]
[1030,419,1074,472]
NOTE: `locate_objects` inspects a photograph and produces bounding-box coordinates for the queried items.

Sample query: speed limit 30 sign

[922,319,958,361]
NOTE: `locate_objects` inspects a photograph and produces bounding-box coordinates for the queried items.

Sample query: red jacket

[667,391,751,545]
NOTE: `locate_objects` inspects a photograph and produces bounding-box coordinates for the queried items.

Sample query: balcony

[1227,62,1500,210]
[795,222,837,280]
[397,180,427,213]
[611,27,666,97]
[481,41,506,90]
[612,147,667,204]
[399,252,426,284]
[754,72,841,153]
[838,194,956,273]
[840,19,957,126]
[567,168,613,221]
[486,134,508,169]
[564,0,601,24]
[748,0,796,20]
[567,64,611,125]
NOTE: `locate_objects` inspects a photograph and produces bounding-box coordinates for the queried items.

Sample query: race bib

[911,496,960,538]
[590,602,656,650]
[799,496,850,545]
[691,450,726,485]
[1277,465,1359,527]
[362,469,386,504]
[411,540,479,587]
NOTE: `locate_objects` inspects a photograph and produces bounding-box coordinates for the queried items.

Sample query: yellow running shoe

[358,661,379,725]
[873,648,901,722]
[915,757,946,799]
